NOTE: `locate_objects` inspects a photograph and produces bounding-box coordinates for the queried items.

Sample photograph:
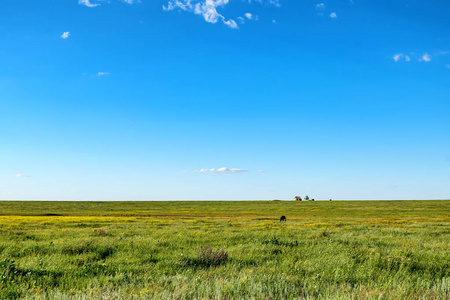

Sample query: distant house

[294,196,302,201]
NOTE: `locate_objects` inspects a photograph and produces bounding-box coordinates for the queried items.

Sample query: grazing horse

[280,216,286,222]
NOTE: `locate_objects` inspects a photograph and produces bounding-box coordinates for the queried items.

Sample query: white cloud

[330,12,337,18]
[195,0,229,24]
[242,12,258,21]
[163,0,193,11]
[16,174,30,177]
[79,0,138,7]
[223,19,238,28]
[393,53,414,62]
[164,0,272,28]
[315,3,325,9]
[422,53,431,62]
[393,53,403,62]
[247,0,280,6]
[268,0,280,7]
[97,72,110,76]
[393,52,437,63]
[78,0,100,7]
[61,32,70,39]
[193,167,248,174]
[164,0,227,24]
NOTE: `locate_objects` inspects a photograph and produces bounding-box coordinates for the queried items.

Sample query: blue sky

[1,0,449,200]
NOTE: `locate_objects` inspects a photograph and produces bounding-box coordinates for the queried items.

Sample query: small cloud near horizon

[16,174,30,177]
[97,72,110,76]
[193,167,248,174]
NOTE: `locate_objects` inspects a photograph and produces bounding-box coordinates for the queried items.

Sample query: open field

[0,200,449,299]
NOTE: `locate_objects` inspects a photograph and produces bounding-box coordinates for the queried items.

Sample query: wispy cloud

[193,167,248,174]
[330,12,337,18]
[223,19,238,28]
[61,32,70,39]
[97,72,110,76]
[247,0,280,7]
[79,0,138,7]
[78,0,100,7]
[268,0,280,7]
[16,174,30,177]
[164,0,238,29]
[163,0,275,28]
[315,3,325,10]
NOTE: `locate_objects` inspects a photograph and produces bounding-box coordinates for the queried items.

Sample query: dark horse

[280,216,286,222]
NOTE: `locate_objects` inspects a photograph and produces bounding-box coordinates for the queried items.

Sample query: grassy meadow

[0,200,449,299]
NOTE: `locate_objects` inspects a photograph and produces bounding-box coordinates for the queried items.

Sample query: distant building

[294,196,302,201]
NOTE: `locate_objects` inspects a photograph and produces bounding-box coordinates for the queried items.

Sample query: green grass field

[0,200,449,299]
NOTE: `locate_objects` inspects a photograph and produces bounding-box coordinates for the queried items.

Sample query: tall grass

[0,200,449,299]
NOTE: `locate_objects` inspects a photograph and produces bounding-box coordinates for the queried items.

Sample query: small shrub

[93,229,107,236]
[181,246,229,268]
[197,246,228,262]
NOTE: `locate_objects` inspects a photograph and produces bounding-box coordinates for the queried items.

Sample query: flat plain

[0,200,449,299]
